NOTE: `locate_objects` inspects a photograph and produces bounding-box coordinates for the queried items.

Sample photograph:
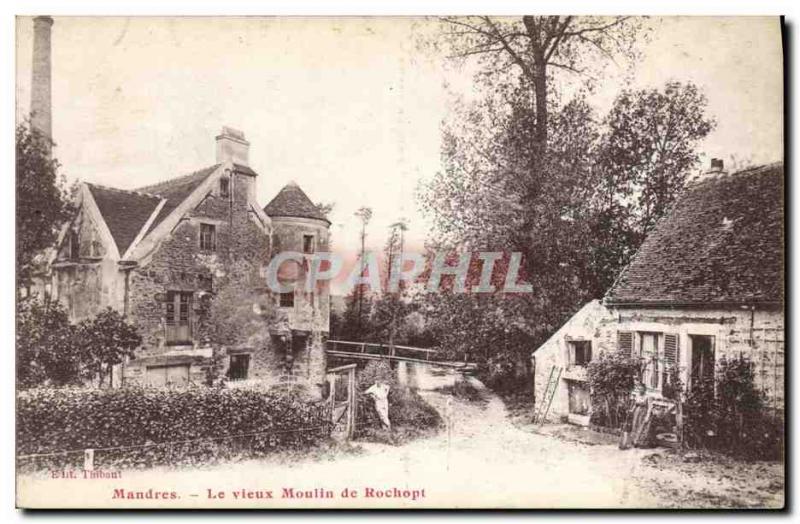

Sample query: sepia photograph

[13,11,785,510]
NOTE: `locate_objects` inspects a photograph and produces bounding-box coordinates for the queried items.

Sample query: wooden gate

[326,364,356,440]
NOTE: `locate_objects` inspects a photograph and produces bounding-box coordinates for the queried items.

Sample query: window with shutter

[640,332,660,389]
[664,333,679,366]
[663,333,680,390]
[617,331,633,356]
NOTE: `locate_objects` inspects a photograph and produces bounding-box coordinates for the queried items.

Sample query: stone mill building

[47,127,332,394]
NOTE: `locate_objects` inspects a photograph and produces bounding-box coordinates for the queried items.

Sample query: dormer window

[219,177,230,199]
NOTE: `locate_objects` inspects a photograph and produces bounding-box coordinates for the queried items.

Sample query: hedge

[17,386,330,470]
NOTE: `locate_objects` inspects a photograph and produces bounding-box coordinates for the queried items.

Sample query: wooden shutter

[617,331,633,356]
[664,333,680,366]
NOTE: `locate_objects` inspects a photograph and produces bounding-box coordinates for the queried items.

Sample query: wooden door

[166,291,192,345]
[146,365,190,387]
[690,335,715,389]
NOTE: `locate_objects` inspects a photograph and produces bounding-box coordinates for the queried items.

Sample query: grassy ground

[432,377,487,404]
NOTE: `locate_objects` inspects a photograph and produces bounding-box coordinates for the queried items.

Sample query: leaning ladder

[533,365,562,425]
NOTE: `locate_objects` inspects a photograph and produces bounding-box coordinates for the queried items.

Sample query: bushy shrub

[17,298,80,388]
[587,351,641,428]
[17,386,330,470]
[684,356,784,461]
[354,361,442,442]
[17,299,141,388]
[683,374,716,447]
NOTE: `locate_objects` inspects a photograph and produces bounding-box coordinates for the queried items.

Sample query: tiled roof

[136,164,220,235]
[605,163,784,307]
[263,182,330,223]
[86,184,162,255]
[233,163,257,177]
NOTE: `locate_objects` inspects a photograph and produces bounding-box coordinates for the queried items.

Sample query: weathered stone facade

[49,128,331,395]
[531,300,616,425]
[264,190,333,394]
[611,305,784,409]
[533,301,785,425]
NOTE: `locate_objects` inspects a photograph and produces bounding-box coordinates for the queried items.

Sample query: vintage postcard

[15,15,784,509]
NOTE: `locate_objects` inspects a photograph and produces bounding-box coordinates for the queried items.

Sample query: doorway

[146,364,190,387]
[689,335,715,389]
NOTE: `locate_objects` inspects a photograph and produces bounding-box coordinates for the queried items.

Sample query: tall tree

[16,122,71,288]
[353,207,373,334]
[597,82,716,238]
[421,18,714,382]
[439,16,643,163]
[588,82,715,295]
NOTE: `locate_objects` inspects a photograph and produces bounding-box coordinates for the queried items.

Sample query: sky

[15,16,783,259]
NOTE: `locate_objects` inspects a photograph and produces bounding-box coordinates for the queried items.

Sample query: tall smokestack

[30,16,54,151]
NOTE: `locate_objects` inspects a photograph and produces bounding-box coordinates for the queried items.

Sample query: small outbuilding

[532,160,785,424]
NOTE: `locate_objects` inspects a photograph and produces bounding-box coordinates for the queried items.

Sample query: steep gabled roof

[85,184,162,255]
[605,163,784,307]
[263,181,330,223]
[136,164,220,236]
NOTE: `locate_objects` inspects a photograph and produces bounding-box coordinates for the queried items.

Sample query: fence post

[84,449,94,472]
[347,366,356,439]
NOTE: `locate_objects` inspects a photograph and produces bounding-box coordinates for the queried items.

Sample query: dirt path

[17,370,783,509]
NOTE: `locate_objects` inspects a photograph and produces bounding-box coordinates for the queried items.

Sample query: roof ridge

[136,163,221,194]
[732,161,783,176]
[605,162,783,306]
[86,182,162,201]
[688,161,784,187]
[263,182,330,223]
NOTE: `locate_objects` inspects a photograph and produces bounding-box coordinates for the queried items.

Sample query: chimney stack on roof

[215,126,250,166]
[31,16,54,152]
[709,158,724,173]
[689,157,728,186]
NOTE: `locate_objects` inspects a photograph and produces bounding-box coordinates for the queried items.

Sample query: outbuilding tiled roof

[86,184,162,255]
[263,182,330,223]
[605,163,784,307]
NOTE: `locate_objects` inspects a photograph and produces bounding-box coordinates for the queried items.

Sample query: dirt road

[17,370,784,509]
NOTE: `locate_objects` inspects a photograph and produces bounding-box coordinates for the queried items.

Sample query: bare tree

[353,206,373,333]
[439,16,644,160]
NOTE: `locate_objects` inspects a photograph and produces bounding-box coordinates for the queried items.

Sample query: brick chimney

[708,158,724,174]
[30,16,54,150]
[689,158,727,186]
[215,126,250,166]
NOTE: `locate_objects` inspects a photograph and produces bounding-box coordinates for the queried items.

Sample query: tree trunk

[533,62,548,160]
[521,16,548,162]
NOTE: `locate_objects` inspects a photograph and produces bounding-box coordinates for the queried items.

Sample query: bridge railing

[326,340,440,362]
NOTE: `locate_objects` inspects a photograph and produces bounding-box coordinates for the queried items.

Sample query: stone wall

[123,171,279,385]
[270,216,331,333]
[52,208,122,321]
[49,170,332,395]
[531,300,615,423]
[613,305,784,410]
[268,215,332,396]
